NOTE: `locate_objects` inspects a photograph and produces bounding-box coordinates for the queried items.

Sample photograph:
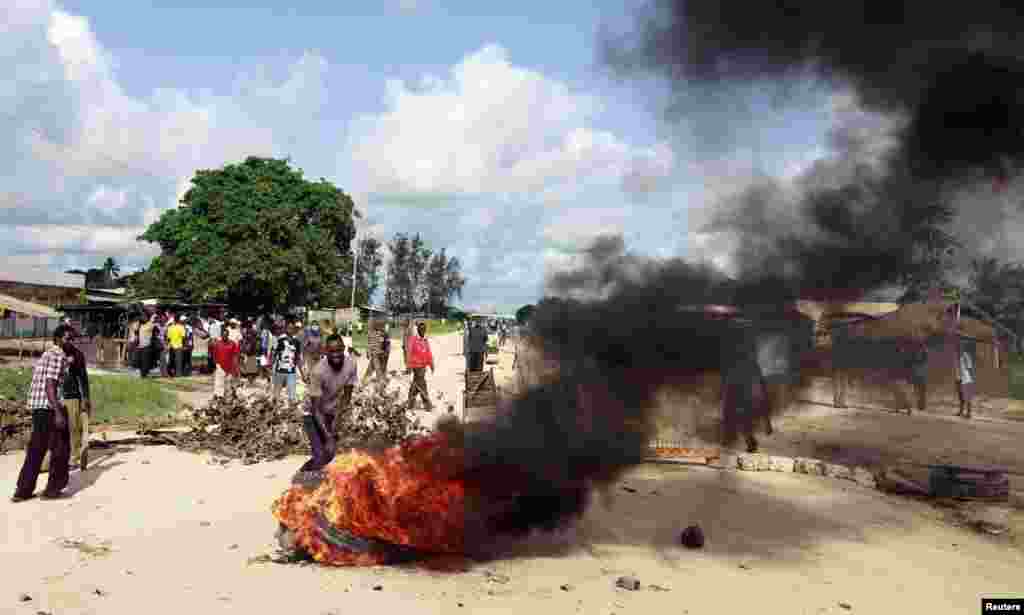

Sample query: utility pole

[350,232,359,316]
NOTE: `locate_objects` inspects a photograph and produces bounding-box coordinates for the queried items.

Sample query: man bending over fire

[297,334,357,478]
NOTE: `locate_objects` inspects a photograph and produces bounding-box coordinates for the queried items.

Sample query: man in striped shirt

[361,319,389,393]
[12,324,74,502]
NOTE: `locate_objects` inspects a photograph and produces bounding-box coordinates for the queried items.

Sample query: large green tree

[965,257,1024,349]
[385,233,466,314]
[385,233,413,313]
[136,157,358,312]
[356,237,385,306]
[515,304,535,325]
[424,248,466,315]
[409,234,432,310]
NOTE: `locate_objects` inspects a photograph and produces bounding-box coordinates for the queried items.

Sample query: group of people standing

[129,311,223,379]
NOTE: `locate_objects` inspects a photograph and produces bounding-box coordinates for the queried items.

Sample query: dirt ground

[3,332,1024,614]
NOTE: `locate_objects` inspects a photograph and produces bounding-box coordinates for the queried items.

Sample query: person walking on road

[211,325,241,398]
[12,325,74,502]
[361,319,389,393]
[406,321,435,411]
[467,320,488,372]
[956,336,977,419]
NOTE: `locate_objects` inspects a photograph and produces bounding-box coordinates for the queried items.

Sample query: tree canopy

[136,157,358,312]
[385,232,466,314]
[515,304,535,325]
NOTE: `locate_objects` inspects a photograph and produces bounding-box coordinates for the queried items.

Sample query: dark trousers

[183,349,193,376]
[140,346,154,377]
[299,412,336,472]
[467,352,484,372]
[408,367,432,408]
[15,408,70,497]
[171,348,185,378]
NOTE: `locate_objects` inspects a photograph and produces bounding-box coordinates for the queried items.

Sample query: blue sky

[3,0,839,313]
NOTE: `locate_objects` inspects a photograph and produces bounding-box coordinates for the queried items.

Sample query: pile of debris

[171,389,308,463]
[336,387,429,448]
[169,386,428,463]
[0,399,31,453]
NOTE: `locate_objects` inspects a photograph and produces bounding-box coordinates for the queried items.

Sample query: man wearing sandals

[12,324,74,502]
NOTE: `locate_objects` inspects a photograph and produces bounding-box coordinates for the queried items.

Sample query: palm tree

[102,257,121,281]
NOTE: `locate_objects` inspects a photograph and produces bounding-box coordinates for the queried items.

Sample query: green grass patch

[0,368,177,426]
[1009,354,1024,401]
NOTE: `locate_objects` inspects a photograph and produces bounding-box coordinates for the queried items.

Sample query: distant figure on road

[406,321,435,411]
[467,320,488,372]
[362,319,389,393]
[956,336,977,419]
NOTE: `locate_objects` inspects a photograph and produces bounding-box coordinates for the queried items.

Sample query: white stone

[770,456,795,473]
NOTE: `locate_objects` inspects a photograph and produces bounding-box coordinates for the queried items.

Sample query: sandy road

[2,332,1023,614]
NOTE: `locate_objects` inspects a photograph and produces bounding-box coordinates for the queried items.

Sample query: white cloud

[1,1,332,271]
[347,44,675,202]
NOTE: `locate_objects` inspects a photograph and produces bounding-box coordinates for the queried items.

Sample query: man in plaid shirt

[12,324,74,502]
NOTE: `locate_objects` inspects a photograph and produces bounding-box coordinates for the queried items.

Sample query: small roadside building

[0,265,85,308]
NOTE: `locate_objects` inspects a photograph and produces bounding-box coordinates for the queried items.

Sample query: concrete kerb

[646,452,879,490]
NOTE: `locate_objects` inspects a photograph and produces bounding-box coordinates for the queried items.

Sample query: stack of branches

[335,387,429,449]
[170,386,429,463]
[172,388,309,464]
[0,399,31,454]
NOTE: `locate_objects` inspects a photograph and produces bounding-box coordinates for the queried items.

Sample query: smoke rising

[438,2,1024,546]
[448,237,816,545]
[604,0,1024,294]
[607,0,1024,178]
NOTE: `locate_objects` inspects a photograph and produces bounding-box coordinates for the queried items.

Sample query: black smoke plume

[452,237,812,545]
[605,0,1024,183]
[448,2,1024,544]
[603,0,1024,298]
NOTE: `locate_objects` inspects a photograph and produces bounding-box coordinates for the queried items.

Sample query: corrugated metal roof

[0,265,84,289]
[0,292,61,318]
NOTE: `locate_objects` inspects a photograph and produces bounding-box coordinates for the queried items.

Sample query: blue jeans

[272,372,297,402]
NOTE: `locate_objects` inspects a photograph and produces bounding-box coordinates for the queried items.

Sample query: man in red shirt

[210,325,240,398]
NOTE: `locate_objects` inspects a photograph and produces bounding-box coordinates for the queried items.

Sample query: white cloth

[213,365,235,396]
[959,351,975,384]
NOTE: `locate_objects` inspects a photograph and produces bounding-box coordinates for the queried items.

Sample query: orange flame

[271,432,466,566]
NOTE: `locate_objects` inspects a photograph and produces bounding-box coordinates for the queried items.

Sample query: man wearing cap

[12,325,74,501]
